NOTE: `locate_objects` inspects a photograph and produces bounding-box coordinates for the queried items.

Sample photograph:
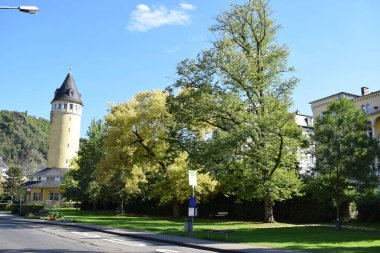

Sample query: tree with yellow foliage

[98,90,217,217]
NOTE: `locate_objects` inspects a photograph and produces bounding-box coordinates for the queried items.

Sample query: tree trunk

[120,199,124,215]
[172,200,180,218]
[264,193,275,223]
[92,200,97,211]
[335,201,341,230]
[336,203,340,221]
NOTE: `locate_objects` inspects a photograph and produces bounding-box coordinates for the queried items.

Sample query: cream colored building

[310,87,380,140]
[26,71,83,201]
[310,87,380,175]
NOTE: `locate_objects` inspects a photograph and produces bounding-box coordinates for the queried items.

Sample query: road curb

[0,216,249,253]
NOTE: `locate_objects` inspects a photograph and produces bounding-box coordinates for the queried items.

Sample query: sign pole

[188,170,197,237]
[191,185,194,237]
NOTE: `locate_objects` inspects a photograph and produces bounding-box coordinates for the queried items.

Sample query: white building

[0,157,9,180]
[295,112,315,175]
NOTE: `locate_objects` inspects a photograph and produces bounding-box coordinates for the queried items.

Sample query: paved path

[0,213,306,253]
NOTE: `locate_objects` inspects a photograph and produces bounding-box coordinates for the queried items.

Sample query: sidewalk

[0,213,306,253]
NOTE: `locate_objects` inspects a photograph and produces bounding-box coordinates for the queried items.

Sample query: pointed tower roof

[52,71,83,105]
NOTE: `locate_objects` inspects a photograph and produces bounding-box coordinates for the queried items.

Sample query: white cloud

[127,3,195,32]
[180,3,195,10]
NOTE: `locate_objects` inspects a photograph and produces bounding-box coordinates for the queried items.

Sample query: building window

[47,177,55,181]
[33,192,41,201]
[58,104,62,110]
[30,177,34,181]
[67,143,70,148]
[75,105,78,111]
[37,177,41,181]
[64,103,68,110]
[69,104,73,110]
[66,159,68,164]
[366,104,371,114]
[68,128,71,132]
[49,192,60,201]
[60,177,64,181]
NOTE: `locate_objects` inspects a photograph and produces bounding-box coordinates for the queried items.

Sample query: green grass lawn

[50,208,380,253]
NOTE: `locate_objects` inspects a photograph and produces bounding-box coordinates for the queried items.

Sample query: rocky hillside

[0,110,49,173]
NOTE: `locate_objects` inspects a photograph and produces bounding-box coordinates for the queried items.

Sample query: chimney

[361,87,369,96]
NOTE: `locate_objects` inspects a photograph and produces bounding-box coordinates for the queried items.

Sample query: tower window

[67,144,70,148]
[64,103,68,110]
[70,104,73,110]
[68,128,71,132]
[75,105,78,111]
[58,104,62,110]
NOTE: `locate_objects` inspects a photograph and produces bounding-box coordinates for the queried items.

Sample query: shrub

[356,193,380,222]
[10,203,45,216]
[0,203,9,210]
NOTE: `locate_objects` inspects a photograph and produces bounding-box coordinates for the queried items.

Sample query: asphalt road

[0,219,216,253]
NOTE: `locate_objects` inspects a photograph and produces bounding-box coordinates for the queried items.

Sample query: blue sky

[1,0,380,137]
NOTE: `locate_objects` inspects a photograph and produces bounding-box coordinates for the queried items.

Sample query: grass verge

[51,208,380,253]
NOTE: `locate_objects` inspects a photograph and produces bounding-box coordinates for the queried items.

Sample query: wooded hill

[0,110,49,173]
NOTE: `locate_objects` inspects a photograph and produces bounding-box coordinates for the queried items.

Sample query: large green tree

[63,119,106,210]
[98,90,217,217]
[312,98,380,225]
[167,0,303,222]
[3,166,24,202]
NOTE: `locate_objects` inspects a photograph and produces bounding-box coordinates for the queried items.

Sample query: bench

[202,229,233,241]
[214,211,228,218]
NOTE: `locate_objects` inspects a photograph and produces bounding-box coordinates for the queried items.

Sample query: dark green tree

[167,0,303,222]
[63,119,106,210]
[3,166,24,202]
[312,98,380,227]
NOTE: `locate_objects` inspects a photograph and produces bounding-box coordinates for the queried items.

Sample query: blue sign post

[189,196,196,207]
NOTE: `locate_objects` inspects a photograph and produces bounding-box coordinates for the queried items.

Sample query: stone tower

[47,70,83,168]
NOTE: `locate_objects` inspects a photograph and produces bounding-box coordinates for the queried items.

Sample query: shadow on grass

[192,226,380,253]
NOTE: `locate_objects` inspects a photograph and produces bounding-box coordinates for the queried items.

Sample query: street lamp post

[0,6,39,14]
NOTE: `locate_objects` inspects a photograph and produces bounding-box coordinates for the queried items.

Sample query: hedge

[9,203,45,216]
[0,203,11,211]
[356,194,380,222]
